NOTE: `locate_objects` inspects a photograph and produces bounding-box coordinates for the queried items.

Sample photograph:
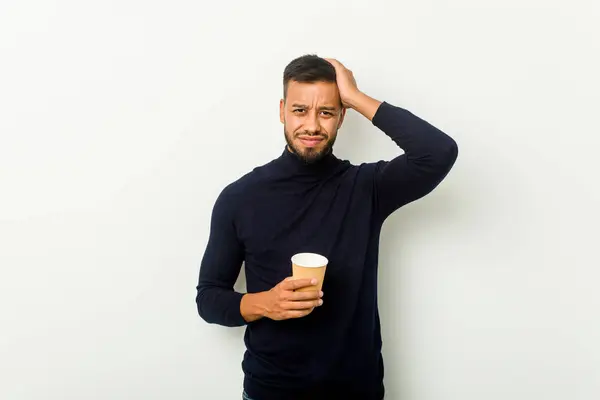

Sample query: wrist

[344,89,364,109]
[346,91,382,121]
[240,292,269,323]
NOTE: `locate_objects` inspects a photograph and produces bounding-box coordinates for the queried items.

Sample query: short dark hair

[283,54,336,100]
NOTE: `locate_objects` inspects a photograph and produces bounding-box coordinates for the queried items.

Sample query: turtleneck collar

[276,146,342,176]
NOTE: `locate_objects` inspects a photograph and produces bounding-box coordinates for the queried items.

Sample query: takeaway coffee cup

[291,252,328,292]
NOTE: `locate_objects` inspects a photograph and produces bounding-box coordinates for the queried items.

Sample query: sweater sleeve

[195,187,246,327]
[371,101,458,221]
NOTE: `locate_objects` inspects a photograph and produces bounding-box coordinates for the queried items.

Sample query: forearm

[345,91,382,121]
[197,283,270,326]
[196,187,247,327]
[196,284,247,327]
[348,92,456,158]
[371,101,458,218]
[325,58,458,218]
[372,101,457,158]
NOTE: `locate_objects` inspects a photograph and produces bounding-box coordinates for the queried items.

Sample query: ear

[337,108,347,129]
[279,99,285,124]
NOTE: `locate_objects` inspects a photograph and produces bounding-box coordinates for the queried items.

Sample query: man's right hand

[240,277,324,322]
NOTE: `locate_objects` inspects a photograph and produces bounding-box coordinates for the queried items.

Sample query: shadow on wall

[378,185,465,399]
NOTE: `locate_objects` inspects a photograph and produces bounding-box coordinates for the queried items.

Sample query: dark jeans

[242,390,382,399]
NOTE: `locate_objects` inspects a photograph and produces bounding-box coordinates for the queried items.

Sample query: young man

[196,55,458,400]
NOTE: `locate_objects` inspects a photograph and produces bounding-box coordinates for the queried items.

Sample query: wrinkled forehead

[285,81,342,108]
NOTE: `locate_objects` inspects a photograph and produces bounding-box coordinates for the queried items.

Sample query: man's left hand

[325,58,361,109]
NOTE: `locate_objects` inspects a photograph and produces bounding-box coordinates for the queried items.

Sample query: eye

[293,108,305,114]
[321,111,333,116]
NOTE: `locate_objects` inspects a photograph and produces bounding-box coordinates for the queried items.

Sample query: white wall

[1,1,599,399]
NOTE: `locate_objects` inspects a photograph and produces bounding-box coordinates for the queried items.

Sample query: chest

[237,172,377,286]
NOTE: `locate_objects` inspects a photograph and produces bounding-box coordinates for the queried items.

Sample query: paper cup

[291,252,328,292]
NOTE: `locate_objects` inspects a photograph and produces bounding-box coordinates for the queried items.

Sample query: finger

[284,309,314,319]
[325,58,343,69]
[281,278,317,291]
[289,290,322,301]
[280,276,303,289]
[284,299,323,310]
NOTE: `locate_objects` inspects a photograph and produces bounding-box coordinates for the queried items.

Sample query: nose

[303,111,321,134]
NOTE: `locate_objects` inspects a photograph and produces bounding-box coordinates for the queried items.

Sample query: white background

[1,1,599,399]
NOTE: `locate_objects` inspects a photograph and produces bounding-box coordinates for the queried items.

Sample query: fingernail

[311,278,317,285]
[318,299,323,306]
[319,291,324,297]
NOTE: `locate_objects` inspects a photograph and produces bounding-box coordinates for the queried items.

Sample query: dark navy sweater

[196,101,458,399]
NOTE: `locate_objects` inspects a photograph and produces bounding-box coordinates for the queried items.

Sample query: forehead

[286,81,341,106]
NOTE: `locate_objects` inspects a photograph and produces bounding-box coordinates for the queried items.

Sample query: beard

[284,128,337,164]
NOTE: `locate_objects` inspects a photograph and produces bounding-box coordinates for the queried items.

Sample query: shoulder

[213,158,278,208]
[223,159,276,194]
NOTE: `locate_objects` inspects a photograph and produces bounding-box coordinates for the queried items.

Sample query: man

[196,55,458,400]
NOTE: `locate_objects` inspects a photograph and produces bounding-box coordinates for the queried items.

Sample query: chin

[285,133,334,163]
[298,144,325,154]
[297,147,329,163]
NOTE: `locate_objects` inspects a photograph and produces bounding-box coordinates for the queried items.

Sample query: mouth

[297,136,326,148]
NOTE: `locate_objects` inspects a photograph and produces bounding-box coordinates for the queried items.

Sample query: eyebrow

[291,103,338,111]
